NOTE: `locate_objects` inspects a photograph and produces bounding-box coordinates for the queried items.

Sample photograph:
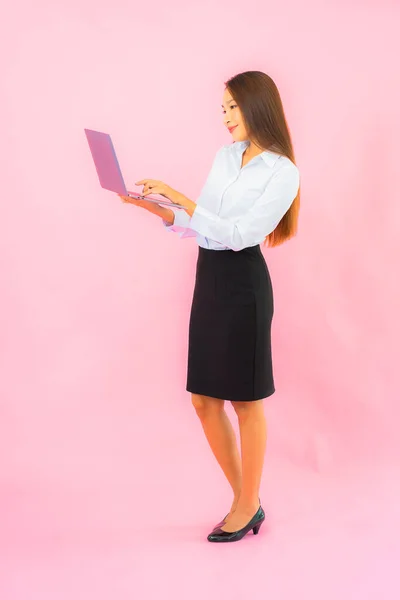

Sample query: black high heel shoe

[207,505,265,543]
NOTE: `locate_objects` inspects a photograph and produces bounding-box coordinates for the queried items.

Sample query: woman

[119,71,300,543]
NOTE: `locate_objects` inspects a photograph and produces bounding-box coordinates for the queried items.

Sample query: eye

[222,104,237,114]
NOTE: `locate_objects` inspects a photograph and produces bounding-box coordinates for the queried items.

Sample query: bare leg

[192,394,242,517]
[221,399,267,532]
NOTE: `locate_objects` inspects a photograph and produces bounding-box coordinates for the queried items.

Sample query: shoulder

[276,154,299,170]
[256,154,300,197]
[273,155,300,182]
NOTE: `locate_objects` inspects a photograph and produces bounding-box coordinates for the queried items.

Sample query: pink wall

[1,1,400,598]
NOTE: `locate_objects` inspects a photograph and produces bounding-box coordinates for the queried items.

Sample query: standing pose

[119,71,300,543]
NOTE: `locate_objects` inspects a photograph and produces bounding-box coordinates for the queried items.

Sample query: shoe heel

[253,522,262,535]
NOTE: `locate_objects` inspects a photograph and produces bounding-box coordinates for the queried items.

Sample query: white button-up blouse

[163,140,300,252]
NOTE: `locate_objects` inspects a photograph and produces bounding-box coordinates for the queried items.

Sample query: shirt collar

[233,140,280,168]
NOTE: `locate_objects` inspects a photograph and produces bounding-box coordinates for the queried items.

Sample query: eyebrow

[221,99,235,107]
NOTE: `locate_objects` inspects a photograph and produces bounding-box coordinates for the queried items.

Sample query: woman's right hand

[118,193,148,208]
[117,192,173,223]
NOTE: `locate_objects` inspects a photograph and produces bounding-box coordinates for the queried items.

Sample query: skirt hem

[186,385,275,402]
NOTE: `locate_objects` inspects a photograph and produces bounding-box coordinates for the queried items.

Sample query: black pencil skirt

[186,244,275,402]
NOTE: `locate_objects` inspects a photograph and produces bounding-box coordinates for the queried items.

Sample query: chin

[233,132,246,142]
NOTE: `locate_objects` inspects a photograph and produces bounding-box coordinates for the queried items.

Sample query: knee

[232,400,263,422]
[191,394,224,419]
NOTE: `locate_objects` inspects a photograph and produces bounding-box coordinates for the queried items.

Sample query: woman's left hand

[135,179,183,205]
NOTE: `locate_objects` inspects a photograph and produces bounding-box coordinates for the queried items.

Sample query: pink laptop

[84,129,185,209]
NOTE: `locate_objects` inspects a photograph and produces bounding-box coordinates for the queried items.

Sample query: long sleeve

[162,208,196,237]
[188,163,300,251]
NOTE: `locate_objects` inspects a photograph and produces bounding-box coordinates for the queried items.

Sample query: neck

[244,140,264,158]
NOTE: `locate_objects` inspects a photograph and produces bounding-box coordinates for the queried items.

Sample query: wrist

[175,193,196,217]
[183,199,197,218]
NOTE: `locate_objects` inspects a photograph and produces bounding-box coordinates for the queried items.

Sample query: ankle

[235,497,260,514]
[231,484,242,500]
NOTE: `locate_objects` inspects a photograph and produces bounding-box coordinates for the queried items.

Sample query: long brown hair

[225,71,300,248]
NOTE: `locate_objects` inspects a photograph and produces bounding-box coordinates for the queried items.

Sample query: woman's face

[222,88,248,142]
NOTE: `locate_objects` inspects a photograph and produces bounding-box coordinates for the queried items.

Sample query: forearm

[143,202,174,224]
[136,190,196,224]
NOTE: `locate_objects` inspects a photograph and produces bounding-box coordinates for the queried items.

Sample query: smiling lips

[228,125,238,133]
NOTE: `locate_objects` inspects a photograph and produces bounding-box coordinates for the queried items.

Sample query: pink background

[1,1,400,598]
